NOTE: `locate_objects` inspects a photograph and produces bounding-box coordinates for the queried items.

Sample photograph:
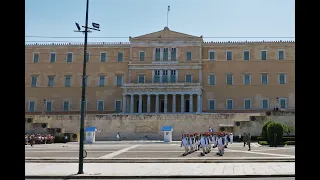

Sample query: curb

[25,159,295,163]
[25,174,295,179]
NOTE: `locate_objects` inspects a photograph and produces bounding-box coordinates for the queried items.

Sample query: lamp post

[74,0,100,174]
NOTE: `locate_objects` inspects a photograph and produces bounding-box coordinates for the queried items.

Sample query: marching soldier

[211,132,217,148]
[200,133,207,156]
[181,134,189,156]
[217,133,225,156]
[189,134,194,153]
[206,133,211,153]
[194,133,199,151]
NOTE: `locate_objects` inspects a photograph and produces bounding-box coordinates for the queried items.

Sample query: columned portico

[121,83,202,114]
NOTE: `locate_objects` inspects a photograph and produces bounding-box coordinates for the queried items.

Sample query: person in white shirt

[230,133,233,144]
[116,133,120,141]
[181,134,189,156]
[217,133,225,156]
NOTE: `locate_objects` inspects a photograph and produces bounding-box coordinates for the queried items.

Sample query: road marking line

[252,147,295,152]
[25,151,115,153]
[225,149,292,157]
[98,145,140,159]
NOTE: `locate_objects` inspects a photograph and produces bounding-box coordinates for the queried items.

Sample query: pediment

[130,27,203,42]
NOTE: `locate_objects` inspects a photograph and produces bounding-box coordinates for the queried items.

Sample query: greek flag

[168,6,170,12]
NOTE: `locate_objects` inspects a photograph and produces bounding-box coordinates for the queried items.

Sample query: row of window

[208,98,288,110]
[30,72,287,87]
[27,100,121,112]
[27,98,288,112]
[31,49,287,63]
[29,72,287,87]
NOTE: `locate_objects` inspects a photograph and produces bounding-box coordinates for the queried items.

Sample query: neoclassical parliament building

[25,27,295,115]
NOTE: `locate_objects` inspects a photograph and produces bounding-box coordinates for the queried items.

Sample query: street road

[25,142,295,159]
[26,178,295,180]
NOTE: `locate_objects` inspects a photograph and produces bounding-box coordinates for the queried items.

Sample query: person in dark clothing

[246,133,251,151]
[243,133,247,147]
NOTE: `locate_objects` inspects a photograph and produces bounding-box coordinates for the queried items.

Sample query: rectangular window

[226,51,232,60]
[278,50,284,60]
[244,50,250,60]
[80,100,87,111]
[170,70,176,83]
[261,73,268,84]
[162,70,168,83]
[171,48,176,60]
[46,100,52,112]
[209,100,216,110]
[99,76,106,86]
[261,50,267,60]
[48,76,55,87]
[65,75,71,87]
[262,99,269,109]
[209,51,215,60]
[186,52,192,61]
[243,74,251,85]
[63,101,70,112]
[31,76,37,87]
[139,51,145,61]
[28,101,35,112]
[226,74,233,85]
[97,100,104,111]
[115,100,121,112]
[50,53,56,63]
[163,48,168,60]
[278,73,286,84]
[66,53,73,63]
[244,99,251,109]
[154,70,160,83]
[116,75,123,86]
[33,53,39,63]
[100,52,107,62]
[138,75,145,83]
[86,52,90,62]
[279,98,287,109]
[208,74,216,85]
[226,99,233,110]
[185,75,192,83]
[155,48,160,61]
[117,52,123,62]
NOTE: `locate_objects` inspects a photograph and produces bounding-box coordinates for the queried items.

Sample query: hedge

[261,121,273,141]
[267,122,284,144]
[54,136,66,143]
[285,141,295,145]
[258,141,286,145]
[258,136,295,142]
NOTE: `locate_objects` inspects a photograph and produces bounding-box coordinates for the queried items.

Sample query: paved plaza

[27,178,295,180]
[25,142,295,161]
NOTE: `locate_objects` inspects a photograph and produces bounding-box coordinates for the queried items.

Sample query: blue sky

[25,0,295,43]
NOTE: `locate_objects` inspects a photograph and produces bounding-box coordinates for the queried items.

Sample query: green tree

[267,122,284,144]
[261,121,272,141]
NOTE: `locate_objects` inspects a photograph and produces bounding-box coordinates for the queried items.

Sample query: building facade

[25,27,295,115]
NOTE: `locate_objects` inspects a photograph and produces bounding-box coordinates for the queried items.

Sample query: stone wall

[25,113,295,140]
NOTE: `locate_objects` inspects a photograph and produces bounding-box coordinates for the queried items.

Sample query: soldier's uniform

[217,133,225,156]
[200,133,207,156]
[181,134,189,156]
[212,133,217,148]
[206,133,211,153]
[189,134,194,152]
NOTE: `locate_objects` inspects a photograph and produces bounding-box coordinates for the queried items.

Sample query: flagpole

[167,6,170,27]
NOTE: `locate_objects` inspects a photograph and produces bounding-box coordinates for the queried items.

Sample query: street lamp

[74,0,100,175]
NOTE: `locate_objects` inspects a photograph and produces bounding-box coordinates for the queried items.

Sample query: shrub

[283,137,295,141]
[267,122,284,144]
[54,136,66,143]
[258,141,268,145]
[261,121,273,141]
[257,137,263,141]
[285,141,295,145]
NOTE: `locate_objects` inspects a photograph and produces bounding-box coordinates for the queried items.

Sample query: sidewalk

[25,162,295,178]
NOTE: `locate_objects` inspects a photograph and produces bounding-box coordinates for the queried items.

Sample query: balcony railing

[122,82,201,87]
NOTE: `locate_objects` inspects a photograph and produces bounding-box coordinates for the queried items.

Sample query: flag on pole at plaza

[168,6,170,12]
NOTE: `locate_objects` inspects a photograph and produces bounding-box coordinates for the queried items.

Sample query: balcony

[122,82,200,88]
[152,59,178,64]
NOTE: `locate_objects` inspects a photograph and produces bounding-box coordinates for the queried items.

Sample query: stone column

[147,95,151,113]
[164,94,168,113]
[189,94,193,113]
[197,94,201,113]
[199,69,202,85]
[122,94,126,113]
[130,94,134,113]
[155,94,159,113]
[160,70,163,83]
[181,94,185,113]
[138,94,142,113]
[172,94,176,113]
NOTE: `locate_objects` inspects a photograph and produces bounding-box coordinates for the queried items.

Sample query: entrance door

[185,100,190,112]
[160,100,164,113]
